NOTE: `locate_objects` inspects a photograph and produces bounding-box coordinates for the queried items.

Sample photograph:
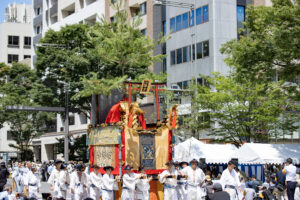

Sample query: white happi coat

[48,168,61,198]
[136,174,151,200]
[220,168,242,200]
[56,170,70,199]
[121,172,141,200]
[89,171,102,200]
[24,171,40,199]
[181,166,205,200]
[159,169,178,200]
[175,168,187,200]
[12,167,24,193]
[102,173,118,200]
[70,171,88,200]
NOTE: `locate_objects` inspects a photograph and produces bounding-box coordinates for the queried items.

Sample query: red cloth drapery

[89,145,94,166]
[105,102,122,123]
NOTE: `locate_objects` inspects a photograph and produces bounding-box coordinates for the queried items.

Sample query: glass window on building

[24,36,31,47]
[170,17,176,33]
[192,44,195,60]
[163,20,166,35]
[163,58,167,73]
[203,5,209,23]
[203,41,209,57]
[140,2,147,15]
[24,55,31,59]
[141,29,147,36]
[182,46,189,63]
[171,50,176,65]
[183,80,189,89]
[182,12,189,29]
[176,15,182,31]
[196,7,202,25]
[8,36,19,46]
[176,48,182,64]
[189,10,194,27]
[8,54,18,64]
[197,42,203,59]
[7,131,13,140]
[237,6,245,29]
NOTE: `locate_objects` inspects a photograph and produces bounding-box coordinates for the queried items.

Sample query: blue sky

[0,0,32,23]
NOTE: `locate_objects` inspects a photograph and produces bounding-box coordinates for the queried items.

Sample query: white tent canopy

[233,143,300,164]
[174,137,237,164]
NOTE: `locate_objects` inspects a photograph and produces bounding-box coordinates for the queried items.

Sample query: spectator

[275,165,287,200]
[209,183,230,200]
[0,184,12,199]
[0,162,9,192]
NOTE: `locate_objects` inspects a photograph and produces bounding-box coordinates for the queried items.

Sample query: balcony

[33,14,42,26]
[34,0,43,8]
[50,3,58,17]
[33,34,42,45]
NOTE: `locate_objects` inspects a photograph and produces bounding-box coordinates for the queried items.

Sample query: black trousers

[287,181,297,200]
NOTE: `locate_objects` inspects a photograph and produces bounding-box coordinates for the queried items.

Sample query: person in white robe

[220,160,243,200]
[180,159,206,200]
[121,165,141,200]
[102,166,119,200]
[177,161,188,200]
[89,165,102,200]
[70,164,88,200]
[136,165,152,200]
[24,165,40,200]
[159,160,178,200]
[12,162,24,194]
[56,163,70,200]
[48,159,63,199]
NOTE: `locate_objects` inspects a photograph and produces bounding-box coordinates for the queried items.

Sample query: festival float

[87,81,178,199]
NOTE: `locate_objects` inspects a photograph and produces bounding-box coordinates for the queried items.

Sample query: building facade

[0,3,32,163]
[166,0,252,88]
[31,0,104,162]
[0,4,32,65]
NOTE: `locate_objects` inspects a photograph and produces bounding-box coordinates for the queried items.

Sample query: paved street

[8,179,71,200]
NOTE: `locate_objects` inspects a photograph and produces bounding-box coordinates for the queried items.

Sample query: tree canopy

[0,63,54,160]
[221,0,300,87]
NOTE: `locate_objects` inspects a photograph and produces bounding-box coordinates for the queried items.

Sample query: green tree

[55,134,88,162]
[188,73,299,146]
[0,63,54,160]
[221,0,300,87]
[76,0,168,98]
[35,24,102,115]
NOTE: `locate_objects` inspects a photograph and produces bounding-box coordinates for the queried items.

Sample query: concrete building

[105,0,166,74]
[0,3,32,163]
[0,3,32,65]
[166,0,252,88]
[31,0,103,162]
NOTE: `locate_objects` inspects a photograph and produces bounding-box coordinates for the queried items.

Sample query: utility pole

[64,83,69,162]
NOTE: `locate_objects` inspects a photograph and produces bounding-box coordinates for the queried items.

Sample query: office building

[31,0,105,161]
[0,3,32,65]
[0,3,32,163]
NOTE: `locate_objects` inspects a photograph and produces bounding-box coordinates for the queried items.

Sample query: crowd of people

[0,158,299,200]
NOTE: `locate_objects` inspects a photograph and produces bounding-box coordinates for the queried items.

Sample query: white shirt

[285,164,297,182]
[220,168,241,189]
[122,173,140,191]
[102,173,117,191]
[136,173,150,192]
[159,169,177,187]
[181,166,205,186]
[70,171,88,194]
[90,171,102,188]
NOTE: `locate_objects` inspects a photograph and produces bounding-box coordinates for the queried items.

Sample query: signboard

[139,133,156,169]
[140,80,152,94]
[94,145,116,167]
[89,126,121,145]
